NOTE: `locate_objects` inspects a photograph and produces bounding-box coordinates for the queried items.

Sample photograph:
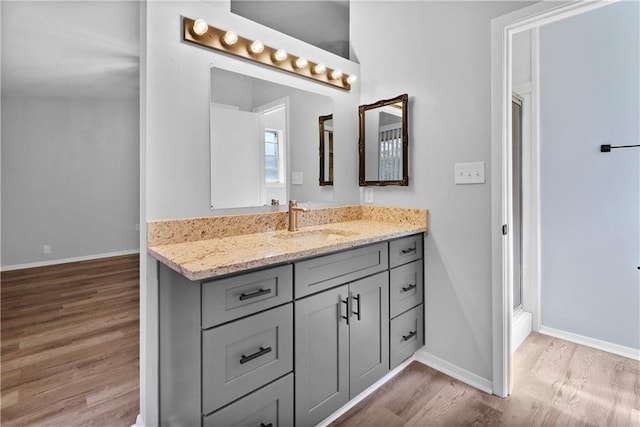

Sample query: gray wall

[1,96,140,267]
[351,1,530,382]
[231,1,350,59]
[539,2,640,349]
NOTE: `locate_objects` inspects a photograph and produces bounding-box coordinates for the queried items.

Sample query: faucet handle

[289,200,297,207]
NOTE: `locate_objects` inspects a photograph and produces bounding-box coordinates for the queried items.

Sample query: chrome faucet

[288,200,309,231]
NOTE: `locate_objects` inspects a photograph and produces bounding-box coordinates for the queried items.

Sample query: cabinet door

[295,285,349,427]
[349,272,390,398]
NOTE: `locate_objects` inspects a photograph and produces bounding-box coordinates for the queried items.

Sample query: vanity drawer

[390,260,424,318]
[389,234,423,268]
[202,304,293,414]
[202,264,293,328]
[294,242,389,298]
[390,304,424,369]
[203,373,293,426]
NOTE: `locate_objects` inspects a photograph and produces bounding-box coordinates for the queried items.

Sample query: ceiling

[1,1,140,98]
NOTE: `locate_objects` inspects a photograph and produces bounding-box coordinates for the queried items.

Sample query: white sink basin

[275,229,357,244]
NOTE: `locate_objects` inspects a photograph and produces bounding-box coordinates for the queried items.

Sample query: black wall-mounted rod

[601,144,640,152]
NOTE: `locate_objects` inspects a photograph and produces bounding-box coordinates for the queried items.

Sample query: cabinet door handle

[352,294,361,321]
[402,331,417,341]
[240,346,272,364]
[401,247,416,254]
[239,288,272,301]
[341,298,349,325]
[401,284,417,293]
[260,424,272,427]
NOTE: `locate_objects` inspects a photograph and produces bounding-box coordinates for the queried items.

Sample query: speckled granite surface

[148,205,427,281]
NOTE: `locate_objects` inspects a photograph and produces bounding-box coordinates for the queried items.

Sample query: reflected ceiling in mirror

[358,93,408,186]
[210,67,334,209]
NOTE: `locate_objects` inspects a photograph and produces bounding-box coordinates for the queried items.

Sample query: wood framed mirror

[358,93,409,186]
[319,114,334,186]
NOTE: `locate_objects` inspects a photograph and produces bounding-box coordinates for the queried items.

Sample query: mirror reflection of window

[378,111,403,181]
[265,129,284,184]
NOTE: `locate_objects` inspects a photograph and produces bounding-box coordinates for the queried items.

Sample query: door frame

[490,0,618,398]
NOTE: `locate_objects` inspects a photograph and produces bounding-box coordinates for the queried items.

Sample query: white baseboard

[1,249,140,272]
[316,356,416,427]
[131,414,144,427]
[414,350,493,394]
[512,310,532,352]
[540,325,640,361]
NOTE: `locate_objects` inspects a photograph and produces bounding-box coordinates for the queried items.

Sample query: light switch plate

[291,171,303,185]
[454,161,485,184]
[364,188,374,204]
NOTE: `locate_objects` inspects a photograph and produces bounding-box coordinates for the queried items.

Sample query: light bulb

[222,30,238,46]
[330,69,343,80]
[249,40,264,54]
[294,57,308,69]
[192,19,209,36]
[313,63,326,74]
[346,74,357,85]
[273,49,288,62]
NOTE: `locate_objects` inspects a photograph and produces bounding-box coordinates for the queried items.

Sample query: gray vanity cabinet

[294,269,390,427]
[159,233,425,427]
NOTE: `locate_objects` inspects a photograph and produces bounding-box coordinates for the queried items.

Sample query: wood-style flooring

[331,332,640,426]
[1,254,139,427]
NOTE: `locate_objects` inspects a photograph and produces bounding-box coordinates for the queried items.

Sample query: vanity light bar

[182,17,354,91]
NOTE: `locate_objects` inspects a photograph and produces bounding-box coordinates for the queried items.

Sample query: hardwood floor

[1,255,139,426]
[331,332,640,426]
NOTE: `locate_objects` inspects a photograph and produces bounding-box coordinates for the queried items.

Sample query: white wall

[539,2,640,350]
[351,1,530,383]
[142,2,360,424]
[1,96,140,268]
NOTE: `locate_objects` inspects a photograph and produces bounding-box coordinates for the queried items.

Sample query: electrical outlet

[364,188,374,204]
[454,161,485,184]
[135,224,140,231]
[43,244,52,254]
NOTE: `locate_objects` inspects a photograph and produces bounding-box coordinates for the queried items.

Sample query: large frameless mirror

[358,93,409,186]
[209,66,334,209]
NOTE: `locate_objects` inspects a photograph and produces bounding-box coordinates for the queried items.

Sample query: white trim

[540,326,640,361]
[1,249,139,271]
[491,0,619,399]
[414,350,493,395]
[512,310,532,352]
[316,356,416,427]
[512,82,532,95]
[131,414,144,427]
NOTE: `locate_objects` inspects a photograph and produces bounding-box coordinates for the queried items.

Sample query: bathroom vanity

[149,205,427,427]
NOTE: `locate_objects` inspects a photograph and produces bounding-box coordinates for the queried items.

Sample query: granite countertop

[148,218,426,281]
[147,205,428,281]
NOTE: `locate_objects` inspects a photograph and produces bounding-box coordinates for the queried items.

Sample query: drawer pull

[260,424,272,427]
[239,288,272,301]
[341,298,349,324]
[401,284,417,293]
[402,331,417,341]
[352,294,361,321]
[401,247,416,254]
[240,346,272,364]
